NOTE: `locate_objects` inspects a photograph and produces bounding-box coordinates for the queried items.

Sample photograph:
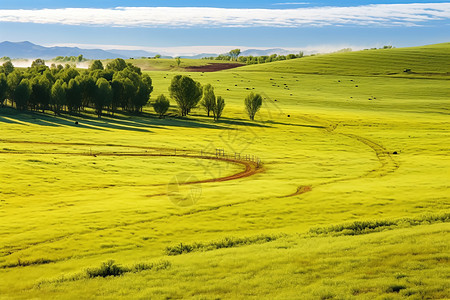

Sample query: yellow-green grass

[0,43,449,299]
[238,43,450,78]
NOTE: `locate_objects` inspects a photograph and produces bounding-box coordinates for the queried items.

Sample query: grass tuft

[386,284,407,293]
[165,234,281,256]
[86,260,127,278]
[309,213,449,236]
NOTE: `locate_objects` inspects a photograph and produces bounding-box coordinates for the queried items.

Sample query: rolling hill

[238,43,450,78]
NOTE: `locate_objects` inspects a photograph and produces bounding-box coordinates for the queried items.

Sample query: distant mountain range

[0,41,130,59]
[0,41,297,60]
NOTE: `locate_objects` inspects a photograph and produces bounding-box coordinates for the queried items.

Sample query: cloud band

[0,3,449,28]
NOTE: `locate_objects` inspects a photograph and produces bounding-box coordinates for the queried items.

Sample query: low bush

[165,234,281,256]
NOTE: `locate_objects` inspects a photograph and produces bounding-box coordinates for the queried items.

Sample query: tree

[213,96,225,121]
[168,75,202,117]
[31,59,46,68]
[121,78,135,111]
[244,92,262,121]
[66,78,82,112]
[89,60,104,71]
[154,54,161,59]
[14,79,31,110]
[58,68,79,83]
[141,74,153,94]
[110,79,124,115]
[35,76,52,112]
[29,76,51,111]
[94,78,112,118]
[132,81,150,113]
[2,61,14,75]
[152,94,170,118]
[0,73,7,106]
[106,58,127,72]
[175,57,181,67]
[51,79,66,115]
[229,49,241,61]
[7,70,23,104]
[201,84,215,117]
[79,75,96,108]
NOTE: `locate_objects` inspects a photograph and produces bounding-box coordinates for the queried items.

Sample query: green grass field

[0,44,449,299]
[118,58,243,72]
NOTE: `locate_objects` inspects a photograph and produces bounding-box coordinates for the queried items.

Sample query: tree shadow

[263,119,326,129]
[214,116,272,128]
[0,107,256,131]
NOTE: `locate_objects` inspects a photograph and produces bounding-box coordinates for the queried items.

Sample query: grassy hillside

[238,43,450,78]
[0,43,449,299]
[118,58,243,72]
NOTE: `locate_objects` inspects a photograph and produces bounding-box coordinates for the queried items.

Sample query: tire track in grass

[284,116,399,197]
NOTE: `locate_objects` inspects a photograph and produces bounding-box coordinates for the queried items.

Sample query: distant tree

[201,84,215,117]
[2,61,14,76]
[287,54,297,60]
[89,60,104,71]
[154,54,161,59]
[94,78,112,118]
[106,58,127,72]
[0,73,7,106]
[152,94,170,118]
[31,59,46,68]
[298,51,304,58]
[175,57,181,67]
[168,75,202,116]
[51,79,66,115]
[213,96,225,121]
[77,54,84,62]
[244,92,262,121]
[229,49,241,61]
[14,79,31,110]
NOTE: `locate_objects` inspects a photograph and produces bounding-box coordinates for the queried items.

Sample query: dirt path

[0,139,263,185]
[184,63,243,72]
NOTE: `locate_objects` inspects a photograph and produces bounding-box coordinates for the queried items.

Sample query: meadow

[0,43,449,299]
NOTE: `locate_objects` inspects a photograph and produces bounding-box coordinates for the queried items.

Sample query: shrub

[86,260,127,278]
[152,94,170,118]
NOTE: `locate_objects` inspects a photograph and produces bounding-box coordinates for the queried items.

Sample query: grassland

[118,58,243,72]
[0,44,449,299]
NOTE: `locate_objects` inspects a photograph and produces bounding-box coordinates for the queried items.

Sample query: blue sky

[0,1,449,55]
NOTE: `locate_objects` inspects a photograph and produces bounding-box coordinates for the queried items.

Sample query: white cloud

[272,2,310,5]
[0,4,449,28]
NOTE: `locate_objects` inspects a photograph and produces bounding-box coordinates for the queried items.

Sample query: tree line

[0,59,263,122]
[203,49,304,65]
[0,58,153,118]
